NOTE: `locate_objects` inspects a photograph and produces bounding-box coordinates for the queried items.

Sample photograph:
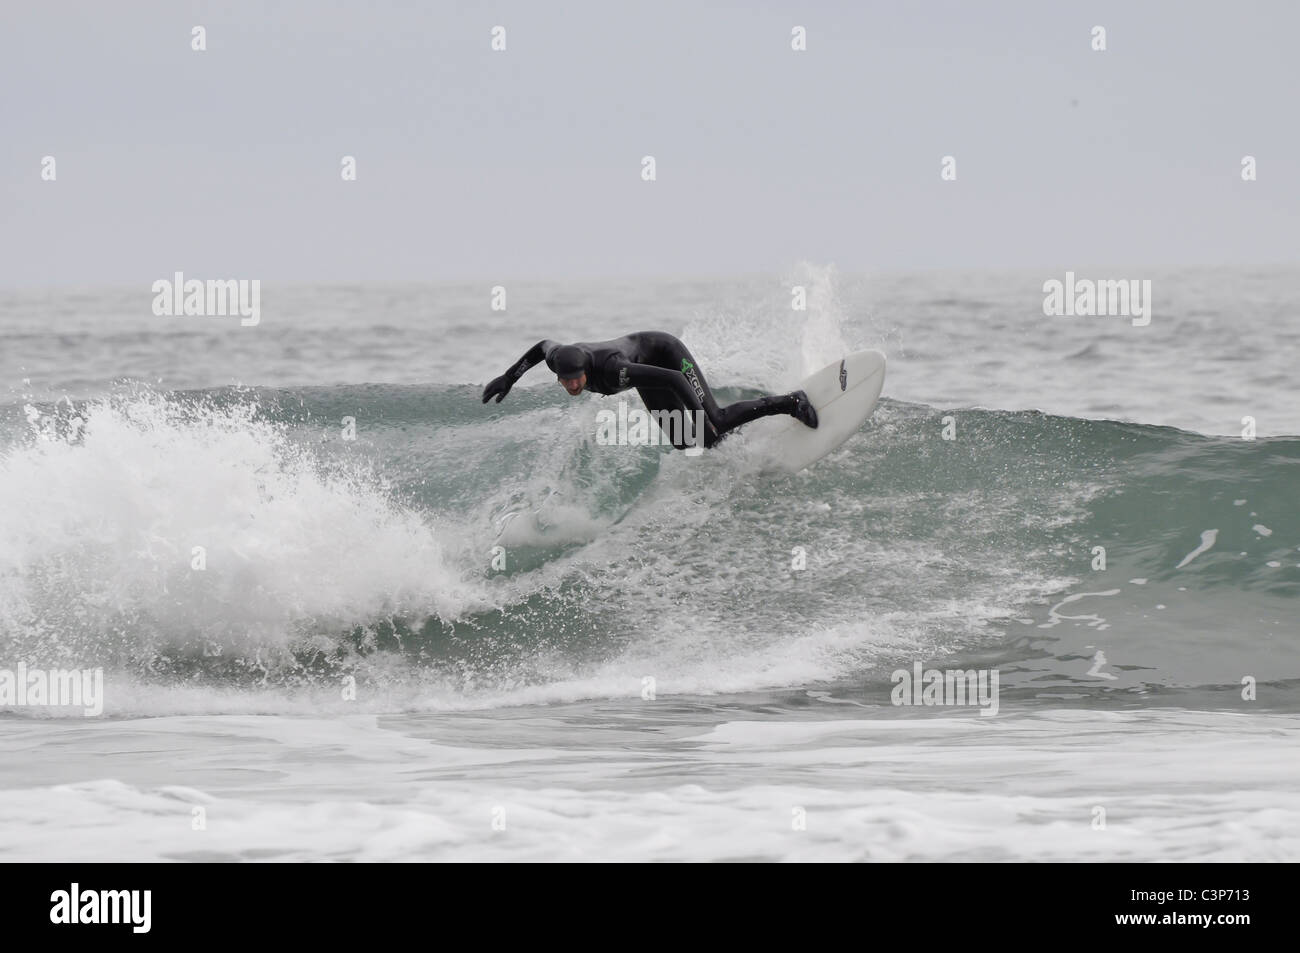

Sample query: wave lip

[0,390,484,676]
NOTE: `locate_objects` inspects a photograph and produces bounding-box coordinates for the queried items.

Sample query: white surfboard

[757,350,886,472]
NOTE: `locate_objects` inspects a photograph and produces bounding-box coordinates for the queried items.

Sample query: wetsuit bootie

[791,390,818,429]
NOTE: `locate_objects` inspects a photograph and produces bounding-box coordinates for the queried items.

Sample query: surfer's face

[559,373,586,395]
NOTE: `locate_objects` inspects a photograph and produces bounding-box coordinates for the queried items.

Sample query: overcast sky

[2,0,1296,287]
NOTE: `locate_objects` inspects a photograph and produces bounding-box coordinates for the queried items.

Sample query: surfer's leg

[663,340,817,443]
[634,386,719,450]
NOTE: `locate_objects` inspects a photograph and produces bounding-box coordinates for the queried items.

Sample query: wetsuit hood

[551,345,590,380]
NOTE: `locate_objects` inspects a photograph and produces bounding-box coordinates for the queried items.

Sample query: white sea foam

[0,393,485,661]
[1,708,1294,862]
[1176,529,1219,569]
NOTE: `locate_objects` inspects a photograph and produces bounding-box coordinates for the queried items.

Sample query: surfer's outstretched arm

[482,339,559,403]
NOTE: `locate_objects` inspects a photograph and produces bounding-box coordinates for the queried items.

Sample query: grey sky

[2,0,1296,286]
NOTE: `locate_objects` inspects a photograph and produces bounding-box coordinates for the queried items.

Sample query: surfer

[481,331,818,449]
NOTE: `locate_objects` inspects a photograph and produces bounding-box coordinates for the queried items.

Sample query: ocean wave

[2,384,1297,713]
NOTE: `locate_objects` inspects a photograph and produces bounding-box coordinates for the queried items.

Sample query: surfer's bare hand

[482,374,513,403]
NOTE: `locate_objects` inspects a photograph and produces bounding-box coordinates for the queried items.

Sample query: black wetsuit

[491,331,807,449]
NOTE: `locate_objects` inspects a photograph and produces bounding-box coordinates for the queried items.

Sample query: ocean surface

[2,263,1298,861]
